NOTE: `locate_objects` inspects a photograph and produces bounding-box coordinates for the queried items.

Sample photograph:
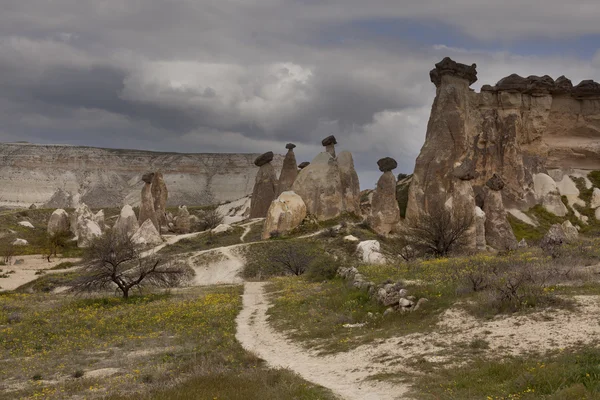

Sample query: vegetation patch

[157,227,244,256]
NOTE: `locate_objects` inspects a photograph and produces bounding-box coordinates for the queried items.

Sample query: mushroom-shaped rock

[142,172,155,184]
[452,159,477,181]
[114,205,140,240]
[132,219,163,246]
[356,240,386,265]
[175,206,191,234]
[368,169,400,235]
[254,151,274,167]
[298,162,310,169]
[322,135,337,157]
[285,143,296,150]
[250,155,278,218]
[151,172,168,230]
[429,57,477,87]
[377,157,398,172]
[262,191,307,239]
[278,144,299,195]
[139,178,159,231]
[48,209,70,236]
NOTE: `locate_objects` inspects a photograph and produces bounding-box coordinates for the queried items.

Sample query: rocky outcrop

[250,152,278,218]
[474,206,486,251]
[132,219,163,246]
[482,175,518,251]
[93,210,105,231]
[277,144,298,195]
[337,151,361,215]
[70,203,93,238]
[175,205,191,234]
[322,135,337,157]
[262,191,307,239]
[298,162,310,169]
[139,173,159,231]
[47,209,70,236]
[533,173,568,216]
[356,240,386,264]
[0,143,283,208]
[151,172,168,230]
[114,205,140,240]
[368,158,400,235]
[76,219,102,248]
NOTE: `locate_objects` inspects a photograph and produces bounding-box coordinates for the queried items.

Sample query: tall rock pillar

[369,157,400,235]
[139,172,159,231]
[250,152,278,218]
[278,143,298,195]
[151,171,168,232]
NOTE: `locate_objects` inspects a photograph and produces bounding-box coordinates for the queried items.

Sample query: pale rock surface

[483,186,518,251]
[474,206,486,251]
[369,170,400,235]
[344,235,359,242]
[151,172,169,230]
[292,152,344,221]
[250,154,278,219]
[556,175,585,208]
[175,206,191,234]
[12,238,28,246]
[262,191,307,239]
[533,173,568,217]
[507,208,538,226]
[216,196,251,224]
[212,224,233,234]
[70,203,93,237]
[596,207,600,221]
[591,188,600,209]
[132,219,163,246]
[277,144,298,195]
[47,209,70,236]
[114,205,140,240]
[356,240,386,265]
[561,220,579,242]
[139,173,159,231]
[93,210,105,231]
[337,151,361,215]
[18,221,34,229]
[77,219,102,248]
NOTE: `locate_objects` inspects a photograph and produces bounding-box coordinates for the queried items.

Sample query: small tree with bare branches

[73,231,192,299]
[404,200,474,257]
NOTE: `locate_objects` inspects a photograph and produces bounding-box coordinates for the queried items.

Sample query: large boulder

[561,220,579,242]
[482,179,518,251]
[70,203,93,237]
[356,240,386,265]
[151,172,168,230]
[533,173,568,217]
[76,218,102,248]
[278,144,298,195]
[262,191,307,239]
[368,170,400,235]
[114,205,140,240]
[249,156,278,218]
[47,209,70,236]
[337,151,361,216]
[474,206,486,251]
[139,175,159,231]
[292,152,344,221]
[540,223,568,253]
[132,219,163,246]
[175,205,191,234]
[591,188,600,209]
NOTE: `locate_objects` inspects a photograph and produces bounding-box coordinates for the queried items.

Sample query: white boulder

[18,221,34,229]
[114,205,140,240]
[12,238,29,246]
[533,173,567,217]
[591,188,600,209]
[356,240,386,265]
[132,219,163,246]
[76,219,102,248]
[93,210,105,231]
[212,224,233,234]
[47,209,71,236]
[262,191,307,239]
[344,235,360,242]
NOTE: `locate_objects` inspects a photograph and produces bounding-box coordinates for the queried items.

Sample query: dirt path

[236,282,408,400]
[188,246,245,286]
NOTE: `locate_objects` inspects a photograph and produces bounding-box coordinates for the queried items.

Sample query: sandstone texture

[250,160,278,218]
[139,180,159,231]
[132,219,163,246]
[76,219,102,248]
[277,146,298,195]
[474,206,486,251]
[151,172,168,229]
[483,186,518,251]
[356,240,386,265]
[114,205,140,240]
[369,170,400,235]
[262,191,307,239]
[175,206,191,234]
[47,209,70,236]
[0,143,282,208]
[337,151,361,215]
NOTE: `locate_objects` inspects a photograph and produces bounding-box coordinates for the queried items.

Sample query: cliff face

[0,143,283,208]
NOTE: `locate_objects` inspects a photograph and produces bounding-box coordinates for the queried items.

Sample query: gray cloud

[2,1,600,187]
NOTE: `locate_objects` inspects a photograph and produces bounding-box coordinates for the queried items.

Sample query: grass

[157,227,244,256]
[411,347,600,399]
[242,220,265,243]
[0,286,336,400]
[15,270,85,293]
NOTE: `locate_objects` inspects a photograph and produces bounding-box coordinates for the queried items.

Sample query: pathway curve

[236,282,408,400]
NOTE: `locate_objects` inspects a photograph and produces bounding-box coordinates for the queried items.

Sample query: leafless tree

[200,209,224,231]
[1,243,15,265]
[44,232,70,262]
[266,241,316,276]
[72,231,192,299]
[404,200,474,257]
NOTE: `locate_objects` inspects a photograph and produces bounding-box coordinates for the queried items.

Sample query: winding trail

[236,282,407,400]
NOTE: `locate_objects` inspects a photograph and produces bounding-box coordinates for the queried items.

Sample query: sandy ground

[236,282,407,400]
[0,255,81,292]
[189,246,245,286]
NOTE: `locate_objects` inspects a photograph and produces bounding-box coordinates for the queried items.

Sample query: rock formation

[76,219,102,248]
[356,240,386,264]
[93,210,105,232]
[0,143,283,208]
[175,205,191,234]
[70,203,93,238]
[322,135,337,157]
[298,162,310,169]
[406,57,478,248]
[250,152,278,218]
[368,158,400,235]
[151,172,168,231]
[132,219,163,246]
[114,205,140,240]
[474,206,486,251]
[139,172,159,231]
[291,137,361,221]
[262,191,307,239]
[277,143,299,195]
[47,209,70,236]
[482,175,518,251]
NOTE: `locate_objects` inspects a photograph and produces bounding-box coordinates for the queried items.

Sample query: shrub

[200,209,224,231]
[305,253,342,282]
[73,370,84,379]
[243,241,319,279]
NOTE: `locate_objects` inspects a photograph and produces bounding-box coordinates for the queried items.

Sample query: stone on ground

[114,205,140,240]
[132,219,163,246]
[356,240,386,264]
[47,209,70,236]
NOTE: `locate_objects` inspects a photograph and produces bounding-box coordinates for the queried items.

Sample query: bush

[305,253,342,282]
[199,209,224,231]
[243,241,319,279]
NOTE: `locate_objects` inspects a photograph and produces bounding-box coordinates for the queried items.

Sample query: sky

[2,1,600,188]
